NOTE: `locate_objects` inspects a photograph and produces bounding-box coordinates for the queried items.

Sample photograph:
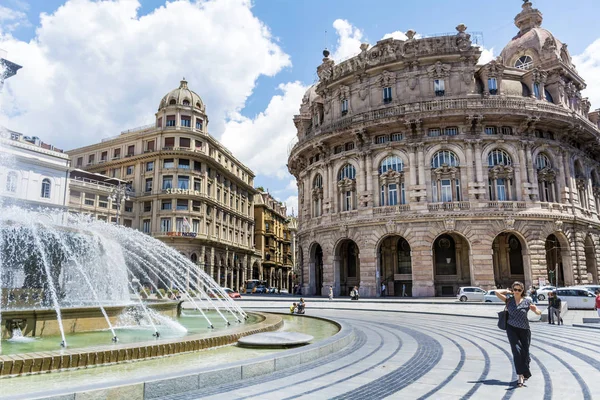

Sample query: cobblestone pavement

[161,309,600,400]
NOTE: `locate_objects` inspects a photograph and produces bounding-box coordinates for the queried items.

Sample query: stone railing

[428,201,471,211]
[485,201,527,209]
[289,96,599,156]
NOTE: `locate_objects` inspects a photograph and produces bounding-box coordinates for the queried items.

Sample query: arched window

[338,164,356,181]
[41,178,51,199]
[191,253,198,264]
[535,153,551,170]
[379,156,405,206]
[575,161,588,209]
[431,151,461,203]
[544,89,554,103]
[312,174,324,217]
[488,149,515,201]
[196,102,202,108]
[313,174,323,188]
[182,99,190,106]
[431,150,459,168]
[169,99,176,105]
[379,155,404,174]
[515,55,533,70]
[337,164,357,212]
[5,171,17,192]
[488,149,512,166]
[536,154,556,203]
[592,170,600,212]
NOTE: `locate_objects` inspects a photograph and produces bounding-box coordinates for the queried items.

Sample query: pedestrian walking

[329,286,333,301]
[381,282,386,297]
[495,281,542,388]
[548,291,563,325]
[350,286,359,301]
[595,290,600,318]
[530,286,538,304]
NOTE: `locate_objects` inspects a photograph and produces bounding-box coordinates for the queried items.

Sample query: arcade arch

[309,243,324,296]
[334,239,360,296]
[433,233,472,296]
[492,232,527,289]
[378,235,412,296]
[584,235,598,285]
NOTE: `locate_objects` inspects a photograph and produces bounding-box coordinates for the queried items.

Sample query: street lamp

[110,182,131,225]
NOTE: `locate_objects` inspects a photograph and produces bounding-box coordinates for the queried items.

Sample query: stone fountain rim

[0,311,282,377]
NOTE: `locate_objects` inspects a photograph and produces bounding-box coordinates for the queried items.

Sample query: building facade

[0,48,22,90]
[253,192,294,290]
[68,80,260,290]
[288,2,600,297]
[67,169,128,224]
[0,132,70,211]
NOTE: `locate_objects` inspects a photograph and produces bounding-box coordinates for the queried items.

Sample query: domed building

[288,2,600,297]
[68,79,261,291]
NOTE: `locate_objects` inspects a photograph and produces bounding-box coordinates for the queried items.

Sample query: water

[0,315,339,398]
[0,310,256,356]
[0,206,246,349]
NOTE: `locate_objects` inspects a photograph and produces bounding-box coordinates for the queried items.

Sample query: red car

[223,288,242,299]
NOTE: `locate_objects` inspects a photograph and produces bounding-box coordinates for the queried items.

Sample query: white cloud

[0,0,291,152]
[476,46,495,65]
[382,31,408,41]
[283,195,298,216]
[221,81,308,179]
[573,37,600,110]
[285,178,297,191]
[0,5,28,33]
[330,19,365,62]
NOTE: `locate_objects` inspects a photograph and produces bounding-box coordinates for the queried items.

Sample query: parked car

[485,290,533,303]
[484,290,504,303]
[267,287,277,294]
[222,288,241,299]
[555,287,596,309]
[536,286,557,301]
[574,285,600,295]
[279,288,289,294]
[254,285,267,294]
[457,287,486,302]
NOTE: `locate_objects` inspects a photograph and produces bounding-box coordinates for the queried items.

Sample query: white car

[484,290,504,303]
[535,286,556,301]
[574,285,600,295]
[457,287,486,302]
[485,290,533,303]
[555,287,596,309]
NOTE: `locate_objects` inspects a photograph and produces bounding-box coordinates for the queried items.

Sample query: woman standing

[495,281,542,387]
[595,290,600,317]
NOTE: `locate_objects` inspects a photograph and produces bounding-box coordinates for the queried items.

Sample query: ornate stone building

[253,191,294,290]
[68,79,260,290]
[288,2,600,297]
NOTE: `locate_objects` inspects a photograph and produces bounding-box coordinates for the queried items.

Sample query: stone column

[199,245,206,287]
[525,143,535,186]
[325,163,331,199]
[465,140,474,191]
[366,151,373,194]
[474,140,483,183]
[408,145,417,187]
[563,150,573,203]
[360,153,367,192]
[417,144,425,185]
[209,247,215,282]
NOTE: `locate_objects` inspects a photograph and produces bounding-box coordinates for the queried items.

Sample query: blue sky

[1,0,599,214]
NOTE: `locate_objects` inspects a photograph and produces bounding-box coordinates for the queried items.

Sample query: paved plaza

[157,302,600,400]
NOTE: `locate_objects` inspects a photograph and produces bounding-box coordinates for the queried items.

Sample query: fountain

[0,120,281,377]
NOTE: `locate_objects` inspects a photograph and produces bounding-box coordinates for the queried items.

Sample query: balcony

[485,201,527,210]
[428,201,471,212]
[291,96,599,155]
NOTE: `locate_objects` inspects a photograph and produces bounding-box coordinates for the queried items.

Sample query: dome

[500,2,572,70]
[299,85,321,114]
[158,78,205,112]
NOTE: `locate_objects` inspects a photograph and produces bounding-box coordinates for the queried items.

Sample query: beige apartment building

[288,1,600,297]
[253,191,293,290]
[68,79,260,290]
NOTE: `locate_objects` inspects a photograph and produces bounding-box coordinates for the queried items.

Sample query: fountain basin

[1,301,181,339]
[0,311,282,377]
